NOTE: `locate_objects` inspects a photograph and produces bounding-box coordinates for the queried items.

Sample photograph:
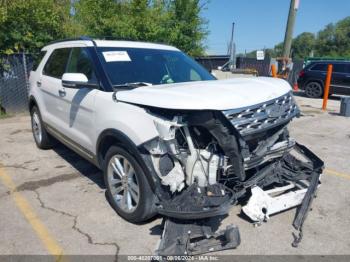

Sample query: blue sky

[202,0,350,55]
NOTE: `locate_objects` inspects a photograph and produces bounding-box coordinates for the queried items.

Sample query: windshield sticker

[102,51,131,62]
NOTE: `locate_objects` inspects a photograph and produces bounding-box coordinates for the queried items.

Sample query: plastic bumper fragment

[156,217,240,256]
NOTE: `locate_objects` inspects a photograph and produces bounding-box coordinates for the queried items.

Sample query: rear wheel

[305,82,323,98]
[104,145,156,223]
[30,106,52,149]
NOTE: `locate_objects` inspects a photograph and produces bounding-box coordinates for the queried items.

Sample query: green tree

[165,0,208,56]
[314,17,350,57]
[291,32,315,59]
[0,0,71,54]
[314,23,337,57]
[73,0,208,56]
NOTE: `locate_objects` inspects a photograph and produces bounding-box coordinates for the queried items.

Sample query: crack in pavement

[16,173,80,192]
[3,164,39,172]
[33,190,120,261]
[0,190,10,199]
[9,129,32,135]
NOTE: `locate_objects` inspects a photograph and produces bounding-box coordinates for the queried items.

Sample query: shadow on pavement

[52,142,105,189]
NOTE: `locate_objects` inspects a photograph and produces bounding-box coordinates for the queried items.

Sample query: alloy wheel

[32,111,42,143]
[305,82,322,98]
[107,155,140,213]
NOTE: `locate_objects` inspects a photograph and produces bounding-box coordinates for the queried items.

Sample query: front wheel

[104,146,156,223]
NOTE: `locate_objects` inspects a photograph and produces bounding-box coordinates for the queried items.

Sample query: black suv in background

[297,61,350,98]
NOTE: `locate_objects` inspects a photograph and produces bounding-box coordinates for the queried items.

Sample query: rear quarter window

[32,51,47,71]
[43,48,71,79]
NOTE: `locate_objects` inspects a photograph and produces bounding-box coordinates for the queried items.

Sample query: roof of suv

[42,39,179,52]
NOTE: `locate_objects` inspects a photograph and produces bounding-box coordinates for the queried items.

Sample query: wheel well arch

[96,129,157,190]
[28,96,38,112]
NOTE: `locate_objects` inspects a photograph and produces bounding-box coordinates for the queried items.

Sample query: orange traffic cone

[293,83,299,91]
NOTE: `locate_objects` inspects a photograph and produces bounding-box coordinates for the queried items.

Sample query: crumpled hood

[116,77,292,110]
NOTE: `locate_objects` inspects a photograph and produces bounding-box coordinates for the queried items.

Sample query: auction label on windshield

[102,51,131,62]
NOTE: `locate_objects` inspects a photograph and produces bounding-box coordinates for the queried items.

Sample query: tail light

[299,70,305,78]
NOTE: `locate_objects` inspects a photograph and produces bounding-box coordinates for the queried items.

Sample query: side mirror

[62,73,97,88]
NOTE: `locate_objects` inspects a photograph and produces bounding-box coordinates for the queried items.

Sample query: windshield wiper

[112,82,153,89]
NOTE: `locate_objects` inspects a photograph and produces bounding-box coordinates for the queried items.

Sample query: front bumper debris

[155,143,324,256]
[156,218,240,256]
[157,183,234,220]
[242,184,308,223]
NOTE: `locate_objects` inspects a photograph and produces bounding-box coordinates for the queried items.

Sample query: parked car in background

[298,61,350,98]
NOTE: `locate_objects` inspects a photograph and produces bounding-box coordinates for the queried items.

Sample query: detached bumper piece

[156,218,240,256]
[292,144,323,247]
[157,183,234,220]
[155,184,241,256]
[241,143,324,246]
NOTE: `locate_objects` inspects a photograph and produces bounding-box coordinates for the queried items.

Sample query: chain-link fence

[0,54,33,114]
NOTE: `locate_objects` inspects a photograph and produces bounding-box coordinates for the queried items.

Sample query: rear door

[331,63,349,95]
[344,64,350,90]
[39,48,71,133]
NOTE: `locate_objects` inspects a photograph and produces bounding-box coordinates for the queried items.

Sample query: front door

[56,47,99,154]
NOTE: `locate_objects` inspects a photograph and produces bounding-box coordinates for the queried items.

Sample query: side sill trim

[45,123,99,168]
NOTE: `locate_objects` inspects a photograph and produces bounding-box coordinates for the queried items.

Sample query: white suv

[29,37,323,224]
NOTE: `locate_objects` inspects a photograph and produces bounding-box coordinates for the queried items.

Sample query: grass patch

[0,112,7,119]
[0,104,8,119]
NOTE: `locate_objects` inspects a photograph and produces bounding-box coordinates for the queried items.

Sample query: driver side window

[66,48,97,82]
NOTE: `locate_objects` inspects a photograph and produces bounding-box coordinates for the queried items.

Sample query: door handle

[36,81,42,87]
[58,89,66,97]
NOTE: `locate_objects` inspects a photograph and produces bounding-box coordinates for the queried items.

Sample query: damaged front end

[139,91,323,255]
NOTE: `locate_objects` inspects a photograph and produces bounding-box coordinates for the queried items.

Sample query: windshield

[97,47,215,86]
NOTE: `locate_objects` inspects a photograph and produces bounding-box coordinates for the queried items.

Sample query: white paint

[95,40,179,51]
[242,185,307,223]
[116,77,292,110]
[102,51,131,62]
[62,73,88,82]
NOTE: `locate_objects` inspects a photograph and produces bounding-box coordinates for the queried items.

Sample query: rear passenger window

[43,48,71,79]
[66,48,96,81]
[333,64,346,73]
[311,63,327,71]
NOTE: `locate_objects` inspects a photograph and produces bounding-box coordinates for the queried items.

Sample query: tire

[305,81,323,98]
[30,106,52,149]
[104,145,156,223]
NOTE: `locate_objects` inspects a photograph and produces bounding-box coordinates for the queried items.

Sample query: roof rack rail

[45,36,94,46]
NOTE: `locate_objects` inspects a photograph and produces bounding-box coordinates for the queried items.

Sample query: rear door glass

[311,63,327,71]
[333,64,347,73]
[43,48,71,79]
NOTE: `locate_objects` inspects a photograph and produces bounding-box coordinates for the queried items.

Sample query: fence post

[322,64,333,111]
[22,52,29,97]
[271,64,277,78]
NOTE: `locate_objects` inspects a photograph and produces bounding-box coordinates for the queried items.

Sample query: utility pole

[282,0,299,58]
[228,22,236,69]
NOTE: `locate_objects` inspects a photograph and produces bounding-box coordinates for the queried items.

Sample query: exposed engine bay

[138,92,324,255]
